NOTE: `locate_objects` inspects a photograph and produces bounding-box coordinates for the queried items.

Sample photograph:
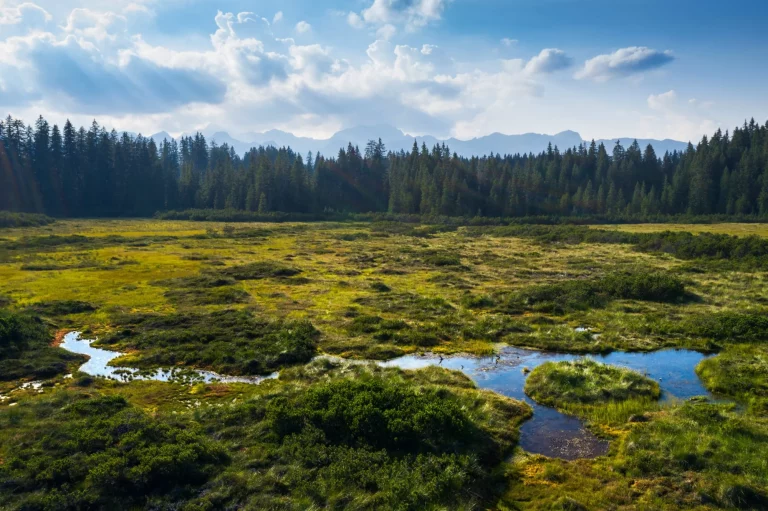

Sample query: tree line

[1,115,768,218]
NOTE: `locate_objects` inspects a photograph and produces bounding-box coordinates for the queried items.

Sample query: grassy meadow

[1,219,767,509]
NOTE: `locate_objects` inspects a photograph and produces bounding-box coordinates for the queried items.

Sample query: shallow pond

[61,331,713,461]
[382,346,714,460]
[61,332,277,385]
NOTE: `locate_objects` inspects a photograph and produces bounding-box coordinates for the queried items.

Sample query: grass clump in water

[525,358,661,407]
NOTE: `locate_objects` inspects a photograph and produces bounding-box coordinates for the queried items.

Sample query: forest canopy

[1,115,768,219]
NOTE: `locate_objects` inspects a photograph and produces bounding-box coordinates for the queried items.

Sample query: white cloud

[0,2,52,36]
[641,89,718,142]
[347,12,365,29]
[0,2,51,26]
[352,0,450,32]
[272,11,283,24]
[648,90,677,111]
[524,48,572,74]
[576,46,674,82]
[376,23,397,40]
[501,38,517,47]
[295,21,311,34]
[0,6,610,141]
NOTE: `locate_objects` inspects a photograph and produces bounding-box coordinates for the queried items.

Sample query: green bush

[100,309,319,375]
[187,366,531,510]
[0,212,55,228]
[0,394,228,509]
[30,300,97,316]
[507,271,690,314]
[218,262,302,280]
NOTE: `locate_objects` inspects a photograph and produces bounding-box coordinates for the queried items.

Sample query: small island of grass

[525,359,661,425]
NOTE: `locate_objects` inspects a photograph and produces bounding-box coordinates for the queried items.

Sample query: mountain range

[149,124,690,159]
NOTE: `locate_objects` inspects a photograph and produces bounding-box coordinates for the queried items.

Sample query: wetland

[1,219,767,510]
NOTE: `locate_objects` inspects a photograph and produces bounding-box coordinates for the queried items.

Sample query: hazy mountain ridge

[150,125,690,158]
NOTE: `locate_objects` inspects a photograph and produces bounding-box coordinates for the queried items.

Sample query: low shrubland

[0,308,84,381]
[0,212,55,228]
[0,363,532,511]
[99,309,319,375]
[469,224,768,270]
[464,270,691,315]
[0,394,229,510]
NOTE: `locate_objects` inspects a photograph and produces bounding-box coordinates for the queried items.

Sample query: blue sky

[1,0,766,142]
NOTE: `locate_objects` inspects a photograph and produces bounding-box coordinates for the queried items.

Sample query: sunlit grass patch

[526,358,661,407]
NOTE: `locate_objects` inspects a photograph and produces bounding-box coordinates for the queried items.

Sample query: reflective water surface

[61,331,277,385]
[383,346,713,460]
[61,331,713,460]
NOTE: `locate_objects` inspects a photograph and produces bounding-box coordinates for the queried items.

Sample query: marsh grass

[3,219,768,510]
[99,309,318,375]
[525,359,661,407]
[697,345,768,415]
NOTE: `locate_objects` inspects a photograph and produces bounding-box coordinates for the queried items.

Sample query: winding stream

[60,332,278,385]
[59,331,713,461]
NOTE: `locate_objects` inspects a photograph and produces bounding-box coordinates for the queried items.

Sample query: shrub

[0,212,55,228]
[0,308,84,380]
[506,271,690,314]
[99,309,319,375]
[218,262,302,280]
[0,395,228,509]
[30,300,97,316]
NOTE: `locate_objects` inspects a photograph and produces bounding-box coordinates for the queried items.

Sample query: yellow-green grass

[2,220,767,359]
[591,222,768,238]
[525,359,662,429]
[3,219,768,510]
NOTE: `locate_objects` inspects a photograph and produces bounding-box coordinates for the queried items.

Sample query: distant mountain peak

[148,125,688,158]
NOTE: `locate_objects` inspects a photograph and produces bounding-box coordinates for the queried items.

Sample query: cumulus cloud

[524,48,572,74]
[0,2,51,26]
[0,2,52,36]
[377,24,397,40]
[0,5,582,140]
[272,11,283,24]
[295,21,311,34]
[351,0,449,31]
[576,46,674,82]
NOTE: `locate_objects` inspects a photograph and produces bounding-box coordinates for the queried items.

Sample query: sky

[1,0,767,143]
